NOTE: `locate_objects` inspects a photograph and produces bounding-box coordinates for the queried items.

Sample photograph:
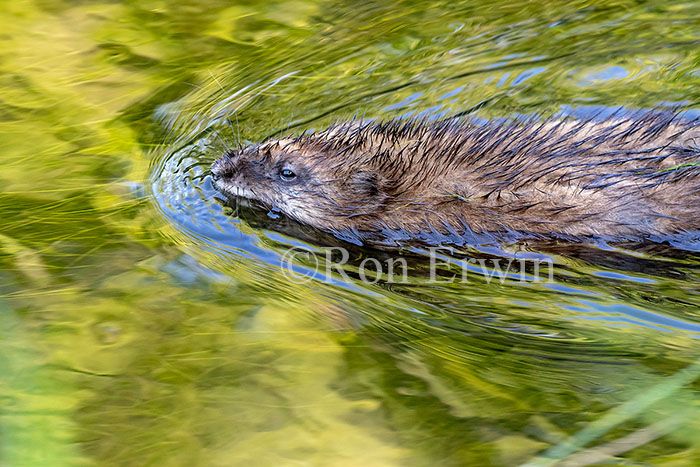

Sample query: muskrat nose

[211,156,236,180]
[211,167,234,181]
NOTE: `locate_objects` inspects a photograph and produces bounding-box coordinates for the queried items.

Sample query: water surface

[1,0,700,465]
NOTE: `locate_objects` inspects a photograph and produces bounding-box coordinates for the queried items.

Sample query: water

[1,0,700,465]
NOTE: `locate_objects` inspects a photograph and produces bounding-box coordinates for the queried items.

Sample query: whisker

[211,130,231,154]
[209,70,225,92]
[236,114,241,149]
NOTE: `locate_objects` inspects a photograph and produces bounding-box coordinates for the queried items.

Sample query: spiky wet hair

[212,111,700,243]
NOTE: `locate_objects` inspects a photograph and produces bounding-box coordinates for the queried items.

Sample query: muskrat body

[210,112,700,245]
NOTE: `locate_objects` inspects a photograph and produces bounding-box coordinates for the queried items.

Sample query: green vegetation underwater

[1,0,700,465]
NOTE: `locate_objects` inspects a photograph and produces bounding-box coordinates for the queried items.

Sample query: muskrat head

[210,138,393,230]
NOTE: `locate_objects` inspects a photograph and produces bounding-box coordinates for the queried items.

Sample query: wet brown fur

[210,111,700,243]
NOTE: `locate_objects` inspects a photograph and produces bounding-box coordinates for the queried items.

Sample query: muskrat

[210,112,700,245]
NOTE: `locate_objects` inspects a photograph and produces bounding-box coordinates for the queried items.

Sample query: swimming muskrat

[210,112,700,244]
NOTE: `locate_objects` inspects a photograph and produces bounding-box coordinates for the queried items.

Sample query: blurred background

[1,0,700,465]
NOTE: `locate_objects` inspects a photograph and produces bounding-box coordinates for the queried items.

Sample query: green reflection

[0,0,699,465]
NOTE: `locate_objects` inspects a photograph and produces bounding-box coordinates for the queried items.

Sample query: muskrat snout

[210,152,237,181]
[211,165,234,181]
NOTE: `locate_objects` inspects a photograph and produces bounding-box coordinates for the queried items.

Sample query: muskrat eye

[279,168,297,181]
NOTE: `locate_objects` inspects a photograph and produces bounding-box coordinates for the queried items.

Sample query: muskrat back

[210,112,700,244]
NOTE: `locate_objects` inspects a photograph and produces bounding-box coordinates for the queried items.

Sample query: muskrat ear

[348,170,389,199]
